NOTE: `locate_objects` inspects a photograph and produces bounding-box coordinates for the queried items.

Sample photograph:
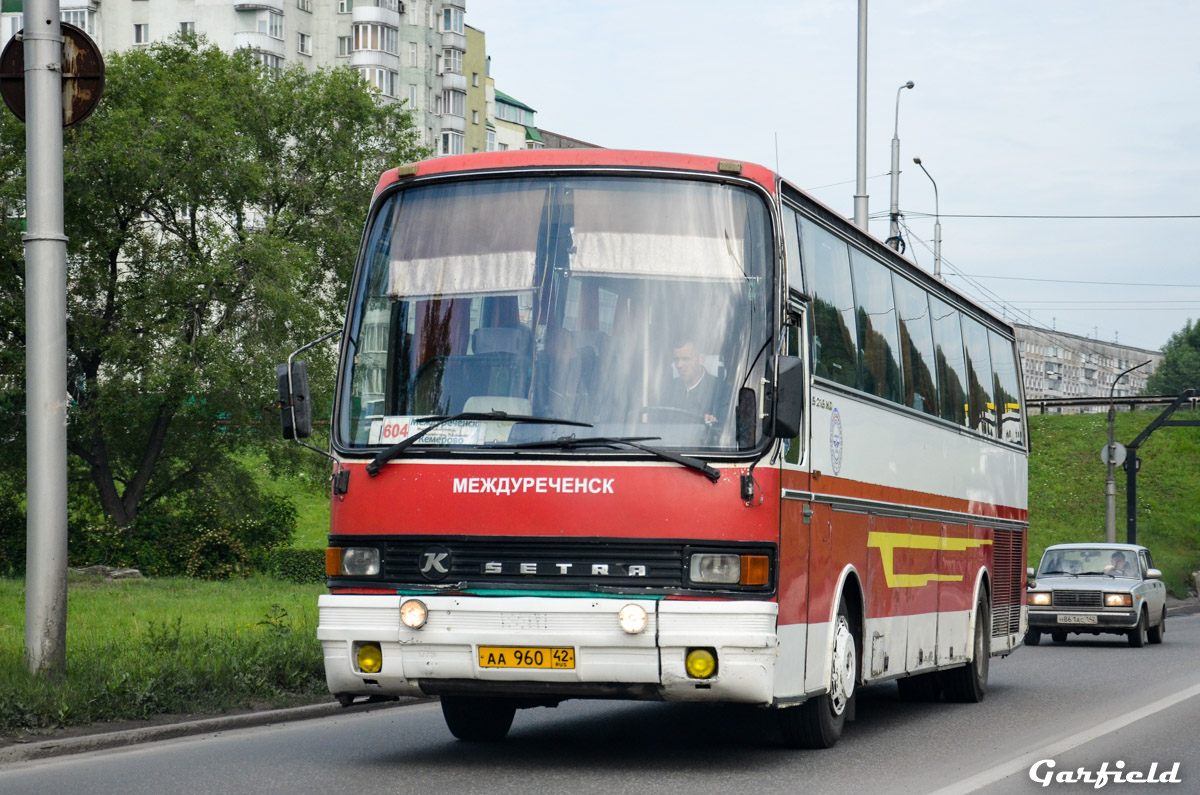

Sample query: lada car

[1025,543,1167,647]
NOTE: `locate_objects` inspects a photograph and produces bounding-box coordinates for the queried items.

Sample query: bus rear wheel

[941,591,990,704]
[779,596,857,749]
[440,695,516,742]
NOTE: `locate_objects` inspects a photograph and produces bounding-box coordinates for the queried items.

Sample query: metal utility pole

[853,0,869,231]
[1124,389,1200,545]
[913,157,941,279]
[1104,360,1151,543]
[23,0,69,678]
[887,81,914,251]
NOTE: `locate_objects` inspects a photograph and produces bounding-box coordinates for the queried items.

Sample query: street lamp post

[913,156,941,279]
[887,81,914,251]
[1105,359,1152,543]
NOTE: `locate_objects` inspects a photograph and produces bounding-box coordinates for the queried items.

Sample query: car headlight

[1027,592,1051,606]
[1105,593,1133,607]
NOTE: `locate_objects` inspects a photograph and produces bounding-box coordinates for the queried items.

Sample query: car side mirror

[277,360,313,440]
[1027,567,1036,580]
[763,354,804,439]
[1146,568,1162,580]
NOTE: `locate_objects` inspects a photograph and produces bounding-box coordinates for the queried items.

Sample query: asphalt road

[2,613,1198,795]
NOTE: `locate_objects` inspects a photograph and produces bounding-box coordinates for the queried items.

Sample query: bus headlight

[330,546,380,577]
[689,553,740,584]
[618,603,647,634]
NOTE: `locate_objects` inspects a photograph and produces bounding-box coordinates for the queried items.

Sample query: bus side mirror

[277,361,312,440]
[763,354,804,439]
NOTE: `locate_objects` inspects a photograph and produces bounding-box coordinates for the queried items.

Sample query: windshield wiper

[499,435,721,483]
[1039,569,1070,576]
[365,412,592,477]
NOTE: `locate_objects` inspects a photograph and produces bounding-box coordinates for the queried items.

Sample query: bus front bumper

[317,594,778,705]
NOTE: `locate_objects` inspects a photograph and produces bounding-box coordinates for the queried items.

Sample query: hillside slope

[1029,410,1200,595]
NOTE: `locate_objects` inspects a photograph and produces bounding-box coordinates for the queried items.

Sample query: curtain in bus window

[569,180,751,281]
[892,274,939,415]
[989,329,1024,445]
[930,296,968,425]
[386,181,547,298]
[850,249,903,403]
[961,316,997,436]
[800,217,858,388]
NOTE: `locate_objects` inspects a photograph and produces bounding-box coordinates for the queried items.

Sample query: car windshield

[1038,548,1139,578]
[337,174,774,455]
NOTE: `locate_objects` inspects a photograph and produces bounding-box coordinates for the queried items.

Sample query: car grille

[1053,590,1103,608]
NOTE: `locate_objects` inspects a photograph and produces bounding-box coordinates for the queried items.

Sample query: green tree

[1,35,427,530]
[1145,320,1200,396]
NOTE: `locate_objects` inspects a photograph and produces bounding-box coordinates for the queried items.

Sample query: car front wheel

[1128,609,1147,648]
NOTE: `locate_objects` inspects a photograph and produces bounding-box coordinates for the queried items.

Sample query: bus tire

[780,596,857,749]
[941,590,990,704]
[896,671,942,702]
[440,696,516,742]
[1024,629,1041,646]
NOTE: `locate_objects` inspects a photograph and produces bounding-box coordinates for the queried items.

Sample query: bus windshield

[337,175,774,454]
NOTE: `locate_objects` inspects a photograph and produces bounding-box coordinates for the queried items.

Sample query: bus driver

[669,335,733,426]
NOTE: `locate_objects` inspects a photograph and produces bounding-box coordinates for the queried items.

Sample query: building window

[353,23,398,54]
[133,23,149,45]
[441,131,464,156]
[297,0,312,10]
[498,142,509,151]
[358,67,397,97]
[472,72,479,87]
[180,20,195,35]
[408,42,417,67]
[338,36,352,57]
[338,0,353,13]
[471,110,479,125]
[258,11,284,40]
[255,52,284,74]
[442,7,463,34]
[441,89,465,117]
[443,48,462,74]
[298,32,312,55]
[408,84,418,108]
[61,9,96,34]
[486,130,496,151]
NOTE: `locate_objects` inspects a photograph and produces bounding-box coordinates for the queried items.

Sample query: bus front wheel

[779,596,858,749]
[440,695,516,742]
[941,591,990,703]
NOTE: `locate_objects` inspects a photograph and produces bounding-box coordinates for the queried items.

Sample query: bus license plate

[478,646,575,669]
[1058,615,1098,624]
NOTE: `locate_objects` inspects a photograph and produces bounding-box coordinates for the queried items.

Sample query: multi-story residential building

[0,0,474,154]
[1014,323,1162,401]
[491,89,542,151]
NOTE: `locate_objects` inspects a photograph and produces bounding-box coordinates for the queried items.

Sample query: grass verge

[0,574,327,736]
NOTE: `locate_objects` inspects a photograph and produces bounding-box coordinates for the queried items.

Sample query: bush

[268,547,325,584]
[0,494,24,576]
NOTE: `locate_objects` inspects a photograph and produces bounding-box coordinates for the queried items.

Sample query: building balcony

[441,31,466,52]
[440,113,465,132]
[232,31,285,58]
[350,49,400,70]
[441,71,466,91]
[443,0,466,9]
[234,0,284,11]
[352,5,402,26]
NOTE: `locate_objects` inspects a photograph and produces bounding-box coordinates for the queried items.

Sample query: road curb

[0,697,432,767]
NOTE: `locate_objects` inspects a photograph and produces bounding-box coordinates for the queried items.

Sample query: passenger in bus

[668,335,733,426]
[1104,551,1130,576]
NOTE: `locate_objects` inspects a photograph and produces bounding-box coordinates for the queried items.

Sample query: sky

[472,0,1200,352]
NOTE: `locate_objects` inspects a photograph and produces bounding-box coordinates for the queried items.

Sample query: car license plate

[1058,615,1098,625]
[478,646,575,669]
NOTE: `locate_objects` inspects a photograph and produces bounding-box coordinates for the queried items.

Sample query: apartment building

[0,0,477,153]
[1014,323,1163,401]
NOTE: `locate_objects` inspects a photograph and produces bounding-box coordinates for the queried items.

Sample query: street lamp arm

[1109,359,1154,403]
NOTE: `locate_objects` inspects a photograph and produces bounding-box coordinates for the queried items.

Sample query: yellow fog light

[1105,593,1133,607]
[618,603,647,634]
[400,599,428,629]
[356,642,383,674]
[685,648,717,679]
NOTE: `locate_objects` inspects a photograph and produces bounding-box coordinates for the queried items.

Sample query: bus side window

[800,217,858,389]
[961,315,996,437]
[929,296,969,426]
[989,329,1024,446]
[850,249,903,404]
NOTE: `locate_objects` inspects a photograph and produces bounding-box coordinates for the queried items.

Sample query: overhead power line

[903,212,1200,220]
[947,274,1200,288]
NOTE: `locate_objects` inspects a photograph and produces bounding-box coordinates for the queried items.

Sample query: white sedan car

[1025,543,1167,647]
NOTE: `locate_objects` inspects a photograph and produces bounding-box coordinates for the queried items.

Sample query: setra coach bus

[277,148,1028,748]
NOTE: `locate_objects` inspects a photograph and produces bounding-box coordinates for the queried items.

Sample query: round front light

[400,599,428,629]
[356,642,383,674]
[618,603,647,634]
[685,648,717,680]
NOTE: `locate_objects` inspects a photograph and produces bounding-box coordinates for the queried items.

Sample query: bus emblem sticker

[830,408,843,476]
[419,545,452,580]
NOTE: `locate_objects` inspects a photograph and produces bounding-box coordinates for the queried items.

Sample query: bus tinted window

[930,296,968,425]
[801,217,858,388]
[783,206,804,294]
[850,249,903,403]
[989,329,1024,445]
[961,315,996,436]
[892,274,939,416]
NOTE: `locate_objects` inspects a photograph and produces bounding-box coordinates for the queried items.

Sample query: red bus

[278,149,1029,748]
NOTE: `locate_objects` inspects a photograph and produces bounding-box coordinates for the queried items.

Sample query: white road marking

[930,681,1200,795]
